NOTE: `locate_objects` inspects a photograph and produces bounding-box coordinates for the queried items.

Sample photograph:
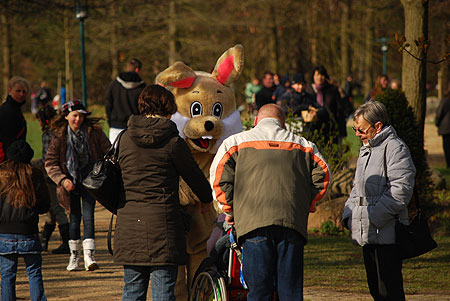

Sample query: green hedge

[374,89,434,210]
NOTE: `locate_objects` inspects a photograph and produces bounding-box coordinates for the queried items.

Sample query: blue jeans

[241,226,305,301]
[122,265,177,301]
[69,186,96,240]
[0,254,46,301]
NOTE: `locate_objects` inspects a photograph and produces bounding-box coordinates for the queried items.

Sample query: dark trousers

[443,134,450,168]
[241,226,305,301]
[363,244,405,301]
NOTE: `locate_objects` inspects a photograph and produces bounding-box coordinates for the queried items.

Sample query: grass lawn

[304,235,450,295]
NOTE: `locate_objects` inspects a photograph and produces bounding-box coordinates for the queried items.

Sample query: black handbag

[82,130,126,215]
[395,188,437,260]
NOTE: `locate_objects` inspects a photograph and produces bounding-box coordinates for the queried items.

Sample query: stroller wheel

[190,271,227,301]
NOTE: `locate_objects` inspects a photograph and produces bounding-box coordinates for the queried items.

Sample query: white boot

[83,239,99,271]
[67,239,81,271]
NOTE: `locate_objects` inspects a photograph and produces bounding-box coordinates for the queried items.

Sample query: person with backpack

[34,105,70,254]
[0,140,50,301]
[45,100,111,271]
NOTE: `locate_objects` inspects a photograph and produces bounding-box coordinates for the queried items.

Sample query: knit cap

[6,140,34,163]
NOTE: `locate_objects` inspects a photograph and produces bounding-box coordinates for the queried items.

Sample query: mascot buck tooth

[156,44,244,297]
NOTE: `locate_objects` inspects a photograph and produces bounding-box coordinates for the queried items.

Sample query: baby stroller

[189,215,277,301]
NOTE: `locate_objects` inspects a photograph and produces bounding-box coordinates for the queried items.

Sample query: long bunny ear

[155,61,197,88]
[211,44,244,86]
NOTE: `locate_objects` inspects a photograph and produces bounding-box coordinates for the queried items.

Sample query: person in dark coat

[305,66,345,142]
[255,71,275,110]
[281,73,329,134]
[35,81,52,107]
[272,75,290,103]
[0,140,50,301]
[436,84,450,168]
[114,84,212,301]
[105,58,146,143]
[35,106,70,254]
[0,76,29,163]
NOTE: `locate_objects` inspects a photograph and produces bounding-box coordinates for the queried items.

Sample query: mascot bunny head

[156,44,244,154]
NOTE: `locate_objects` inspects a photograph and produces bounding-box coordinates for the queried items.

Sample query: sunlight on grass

[25,105,108,160]
[304,235,450,294]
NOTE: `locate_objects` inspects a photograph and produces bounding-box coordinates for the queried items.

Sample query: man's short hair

[8,76,30,94]
[262,71,274,79]
[127,58,143,71]
[353,100,390,126]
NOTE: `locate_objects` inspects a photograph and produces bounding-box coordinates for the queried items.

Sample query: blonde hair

[8,76,30,94]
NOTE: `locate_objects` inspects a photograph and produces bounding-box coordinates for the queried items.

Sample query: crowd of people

[0,57,448,301]
[245,66,357,145]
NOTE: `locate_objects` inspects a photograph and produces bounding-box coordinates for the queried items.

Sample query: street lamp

[75,0,88,108]
[377,37,389,75]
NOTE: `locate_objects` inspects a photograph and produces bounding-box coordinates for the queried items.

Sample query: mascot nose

[204,121,214,131]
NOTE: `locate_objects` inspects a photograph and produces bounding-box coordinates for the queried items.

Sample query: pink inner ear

[216,55,234,85]
[169,77,195,88]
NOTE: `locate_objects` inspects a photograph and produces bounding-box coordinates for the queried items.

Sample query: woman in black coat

[305,66,346,142]
[436,85,450,168]
[114,85,212,301]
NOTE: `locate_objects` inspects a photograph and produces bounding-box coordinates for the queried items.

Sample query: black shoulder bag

[383,144,438,260]
[395,187,438,260]
[83,130,126,255]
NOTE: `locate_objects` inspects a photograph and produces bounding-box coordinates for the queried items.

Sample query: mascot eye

[190,102,203,117]
[212,102,223,118]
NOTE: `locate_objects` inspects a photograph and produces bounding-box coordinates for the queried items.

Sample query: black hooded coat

[113,115,212,266]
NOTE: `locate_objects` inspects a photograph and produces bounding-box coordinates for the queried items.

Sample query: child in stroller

[190,214,277,301]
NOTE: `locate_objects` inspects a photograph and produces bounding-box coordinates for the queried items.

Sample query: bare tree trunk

[400,0,428,137]
[308,1,318,66]
[168,0,177,66]
[363,4,374,97]
[110,0,119,79]
[437,30,447,100]
[1,5,12,100]
[269,3,279,74]
[340,0,351,85]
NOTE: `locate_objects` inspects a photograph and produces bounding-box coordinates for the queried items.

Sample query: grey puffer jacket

[343,126,416,246]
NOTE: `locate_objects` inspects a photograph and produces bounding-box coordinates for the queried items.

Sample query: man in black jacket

[105,58,146,143]
[255,71,275,110]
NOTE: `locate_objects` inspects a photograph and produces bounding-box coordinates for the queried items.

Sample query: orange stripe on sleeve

[213,145,239,212]
[309,153,330,212]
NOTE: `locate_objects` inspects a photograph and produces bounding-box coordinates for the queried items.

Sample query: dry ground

[11,123,448,300]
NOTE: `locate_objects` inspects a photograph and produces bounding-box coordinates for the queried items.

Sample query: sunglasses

[352,125,373,135]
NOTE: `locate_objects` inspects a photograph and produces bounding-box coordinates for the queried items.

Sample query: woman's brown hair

[370,74,389,98]
[138,84,177,116]
[0,161,36,208]
[50,112,103,135]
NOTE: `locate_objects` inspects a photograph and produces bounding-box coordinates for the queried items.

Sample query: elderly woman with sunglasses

[342,100,416,301]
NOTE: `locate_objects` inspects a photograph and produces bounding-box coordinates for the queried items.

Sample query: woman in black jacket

[114,85,212,301]
[0,140,50,301]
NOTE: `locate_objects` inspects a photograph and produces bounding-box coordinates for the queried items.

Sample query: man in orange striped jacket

[210,104,330,300]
